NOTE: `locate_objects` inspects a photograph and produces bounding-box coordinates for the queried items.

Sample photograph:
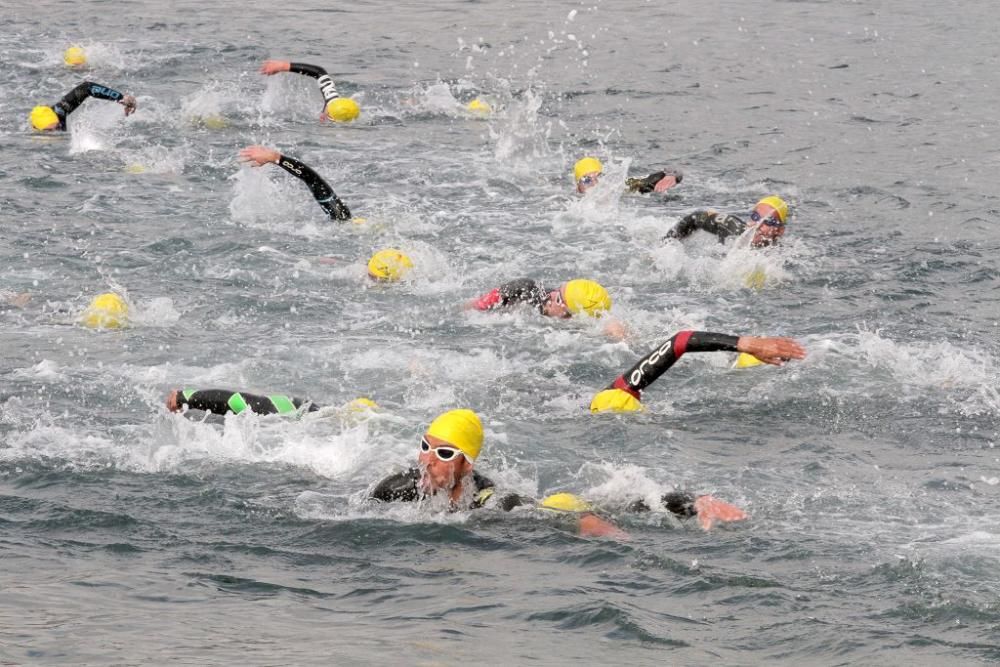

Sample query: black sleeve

[664,211,744,242]
[276,155,352,220]
[498,278,547,308]
[288,62,340,105]
[53,81,126,121]
[610,330,741,395]
[370,468,422,502]
[625,169,684,194]
[176,388,318,415]
[626,491,697,517]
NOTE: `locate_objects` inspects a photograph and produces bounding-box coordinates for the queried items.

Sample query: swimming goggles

[420,437,466,462]
[578,174,598,187]
[750,210,784,227]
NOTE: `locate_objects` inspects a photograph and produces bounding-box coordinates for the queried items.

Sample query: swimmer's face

[576,172,601,194]
[541,286,571,318]
[418,434,472,492]
[749,202,786,247]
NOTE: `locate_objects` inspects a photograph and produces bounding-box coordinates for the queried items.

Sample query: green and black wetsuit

[173,388,319,415]
[49,81,132,130]
[275,154,352,220]
[602,330,742,404]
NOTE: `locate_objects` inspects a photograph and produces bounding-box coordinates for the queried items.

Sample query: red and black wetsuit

[173,388,319,415]
[275,154,352,220]
[49,81,131,130]
[471,278,549,313]
[604,330,741,403]
[287,62,343,113]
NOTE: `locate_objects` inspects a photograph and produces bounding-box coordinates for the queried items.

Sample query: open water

[2,0,1000,664]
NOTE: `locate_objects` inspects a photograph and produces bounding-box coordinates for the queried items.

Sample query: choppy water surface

[2,0,1000,664]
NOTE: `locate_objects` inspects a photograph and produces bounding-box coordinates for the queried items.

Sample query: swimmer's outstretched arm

[239,146,352,220]
[630,491,748,530]
[607,330,806,398]
[259,60,341,111]
[55,81,137,123]
[466,278,546,311]
[626,168,684,194]
[165,388,319,415]
[663,211,743,242]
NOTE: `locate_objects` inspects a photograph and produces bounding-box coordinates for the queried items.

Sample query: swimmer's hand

[121,95,137,116]
[578,513,629,540]
[653,170,683,193]
[239,146,280,167]
[693,495,747,531]
[602,318,631,342]
[165,389,181,412]
[259,60,292,75]
[736,336,806,366]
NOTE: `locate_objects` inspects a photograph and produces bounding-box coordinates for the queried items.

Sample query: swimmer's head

[589,388,643,414]
[367,249,413,282]
[573,157,603,193]
[30,106,60,131]
[326,98,360,123]
[63,46,87,67]
[749,195,789,247]
[420,409,482,492]
[81,292,129,329]
[562,279,611,317]
[345,397,379,412]
[540,492,593,513]
[466,98,492,116]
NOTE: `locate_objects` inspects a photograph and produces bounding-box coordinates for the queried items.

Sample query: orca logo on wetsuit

[629,339,674,387]
[279,159,302,175]
[317,75,339,103]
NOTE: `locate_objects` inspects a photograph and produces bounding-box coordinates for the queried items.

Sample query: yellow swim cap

[589,388,643,414]
[540,492,592,513]
[466,98,491,115]
[345,397,379,411]
[326,98,360,122]
[81,293,128,329]
[367,249,413,282]
[756,195,789,223]
[63,46,87,67]
[201,114,228,130]
[426,409,483,460]
[573,157,603,182]
[30,106,59,131]
[563,279,611,317]
[734,352,764,368]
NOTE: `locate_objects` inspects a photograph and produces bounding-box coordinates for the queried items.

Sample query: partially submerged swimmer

[259,59,360,122]
[29,81,137,131]
[371,408,748,536]
[590,330,806,413]
[239,145,354,221]
[664,195,790,248]
[573,156,683,195]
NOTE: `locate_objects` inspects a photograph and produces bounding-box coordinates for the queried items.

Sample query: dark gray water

[3,0,1000,664]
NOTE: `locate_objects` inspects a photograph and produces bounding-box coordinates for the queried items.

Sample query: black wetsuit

[663,210,747,244]
[471,278,549,312]
[371,468,702,519]
[287,62,343,112]
[174,388,319,415]
[603,330,741,403]
[49,81,130,130]
[275,154,351,220]
[625,169,684,194]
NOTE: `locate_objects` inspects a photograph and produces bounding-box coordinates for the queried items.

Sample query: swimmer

[664,196,790,248]
[259,59,360,122]
[370,408,748,536]
[166,387,320,415]
[573,156,683,195]
[29,81,137,131]
[239,145,352,221]
[590,330,806,413]
[465,278,627,339]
